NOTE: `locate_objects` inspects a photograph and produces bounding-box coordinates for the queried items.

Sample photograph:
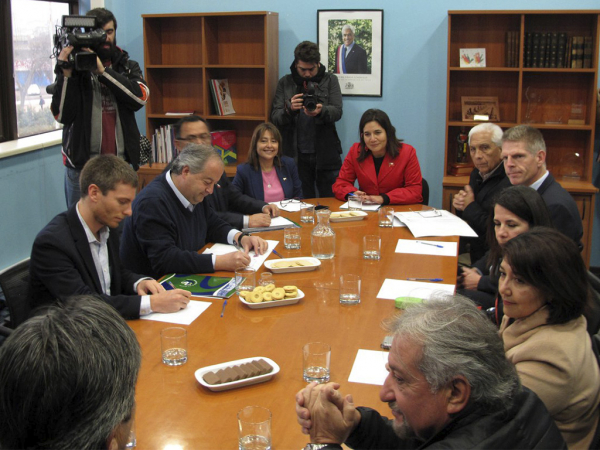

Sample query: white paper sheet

[339,201,381,211]
[348,349,389,385]
[203,240,278,271]
[395,210,477,238]
[376,279,455,300]
[395,239,457,257]
[140,300,212,325]
[270,200,314,212]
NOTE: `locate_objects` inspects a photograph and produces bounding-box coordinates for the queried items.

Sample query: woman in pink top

[232,123,303,202]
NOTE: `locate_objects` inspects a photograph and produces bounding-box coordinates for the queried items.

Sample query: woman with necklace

[232,123,303,202]
[332,109,423,205]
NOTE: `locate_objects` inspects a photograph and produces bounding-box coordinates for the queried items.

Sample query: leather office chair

[421,178,429,206]
[0,258,30,329]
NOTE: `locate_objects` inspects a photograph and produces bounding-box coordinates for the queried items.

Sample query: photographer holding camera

[271,41,343,198]
[50,8,149,207]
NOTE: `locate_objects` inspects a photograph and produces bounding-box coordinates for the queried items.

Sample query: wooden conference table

[128,198,459,449]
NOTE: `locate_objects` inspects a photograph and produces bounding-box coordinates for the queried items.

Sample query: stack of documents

[395,210,477,238]
[242,216,297,233]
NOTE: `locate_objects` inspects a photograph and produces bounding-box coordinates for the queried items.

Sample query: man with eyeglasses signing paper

[173,116,280,229]
[120,143,269,279]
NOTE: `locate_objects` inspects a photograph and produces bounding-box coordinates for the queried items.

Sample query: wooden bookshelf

[442,10,599,265]
[141,11,279,175]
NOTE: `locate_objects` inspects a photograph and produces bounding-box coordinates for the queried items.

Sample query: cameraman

[51,8,149,207]
[271,41,343,198]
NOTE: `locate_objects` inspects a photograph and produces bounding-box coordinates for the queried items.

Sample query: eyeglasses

[175,134,211,144]
[409,208,442,218]
[281,198,310,207]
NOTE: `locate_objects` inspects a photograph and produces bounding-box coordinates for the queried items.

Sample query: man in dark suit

[501,125,583,249]
[28,155,191,319]
[174,115,279,229]
[333,24,369,74]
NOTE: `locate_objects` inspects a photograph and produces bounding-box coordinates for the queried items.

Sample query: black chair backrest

[0,259,30,329]
[421,178,429,206]
[588,271,600,338]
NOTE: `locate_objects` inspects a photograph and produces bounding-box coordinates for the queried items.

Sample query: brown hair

[247,123,283,171]
[80,155,137,197]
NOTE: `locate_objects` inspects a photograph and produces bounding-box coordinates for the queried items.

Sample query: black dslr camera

[302,81,318,112]
[52,15,106,72]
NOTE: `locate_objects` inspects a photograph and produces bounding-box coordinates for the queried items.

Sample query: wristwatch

[235,232,250,248]
[303,444,331,450]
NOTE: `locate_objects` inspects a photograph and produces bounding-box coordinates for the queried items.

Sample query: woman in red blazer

[332,109,422,205]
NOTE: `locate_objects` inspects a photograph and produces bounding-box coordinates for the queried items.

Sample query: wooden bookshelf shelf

[443,10,599,265]
[141,11,279,174]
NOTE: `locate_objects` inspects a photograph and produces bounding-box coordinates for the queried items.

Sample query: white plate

[240,289,305,309]
[195,357,280,392]
[330,211,368,222]
[264,257,321,273]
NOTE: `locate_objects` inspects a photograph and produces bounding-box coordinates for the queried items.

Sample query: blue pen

[272,249,284,259]
[162,281,175,290]
[416,241,443,249]
[220,300,227,318]
[348,192,355,196]
[407,278,444,282]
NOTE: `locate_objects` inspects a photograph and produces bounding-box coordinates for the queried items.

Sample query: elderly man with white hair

[453,122,510,262]
[333,24,369,74]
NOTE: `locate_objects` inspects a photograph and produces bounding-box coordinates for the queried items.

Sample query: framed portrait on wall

[317,9,383,97]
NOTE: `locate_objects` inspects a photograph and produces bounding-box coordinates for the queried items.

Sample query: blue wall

[0,144,65,269]
[1,0,599,270]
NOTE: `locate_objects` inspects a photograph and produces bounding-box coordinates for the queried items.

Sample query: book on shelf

[151,124,177,164]
[524,32,532,67]
[557,33,567,68]
[211,130,237,164]
[209,79,236,116]
[565,36,573,68]
[539,33,548,68]
[548,33,558,68]
[531,33,541,68]
[505,31,519,67]
[583,36,593,68]
[571,36,584,68]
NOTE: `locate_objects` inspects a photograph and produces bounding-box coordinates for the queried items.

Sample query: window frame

[0,0,79,143]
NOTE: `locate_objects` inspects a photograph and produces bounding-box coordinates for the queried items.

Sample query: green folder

[160,273,237,298]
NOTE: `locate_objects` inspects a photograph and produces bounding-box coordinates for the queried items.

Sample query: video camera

[302,81,318,112]
[52,15,107,72]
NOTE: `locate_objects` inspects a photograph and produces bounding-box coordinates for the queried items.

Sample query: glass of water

[284,227,301,249]
[363,235,381,260]
[160,327,188,366]
[238,406,272,450]
[300,205,315,223]
[348,196,362,211]
[339,274,361,305]
[303,342,331,383]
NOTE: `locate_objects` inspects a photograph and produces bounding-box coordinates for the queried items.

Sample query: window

[0,0,78,142]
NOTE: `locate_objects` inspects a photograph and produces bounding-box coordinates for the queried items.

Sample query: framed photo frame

[461,96,501,122]
[317,9,383,97]
[459,48,486,68]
